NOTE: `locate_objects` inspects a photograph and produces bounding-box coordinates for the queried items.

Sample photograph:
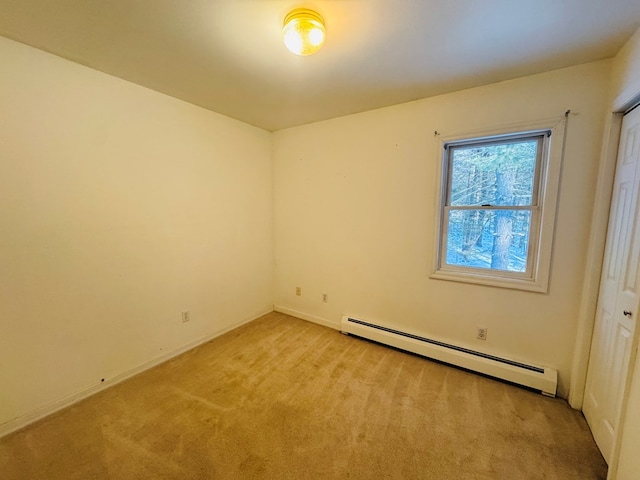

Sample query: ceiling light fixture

[282,8,326,56]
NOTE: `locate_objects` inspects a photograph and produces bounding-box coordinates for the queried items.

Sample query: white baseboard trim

[0,307,273,439]
[274,305,340,330]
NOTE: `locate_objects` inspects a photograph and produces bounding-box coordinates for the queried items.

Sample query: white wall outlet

[477,326,488,340]
[182,311,191,323]
[322,293,328,303]
[296,286,301,296]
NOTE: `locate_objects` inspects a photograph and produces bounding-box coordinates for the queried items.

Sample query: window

[432,122,565,292]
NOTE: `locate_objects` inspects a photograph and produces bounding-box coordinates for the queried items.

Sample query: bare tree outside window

[444,138,541,273]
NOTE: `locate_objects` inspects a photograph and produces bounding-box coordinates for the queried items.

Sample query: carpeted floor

[0,312,607,479]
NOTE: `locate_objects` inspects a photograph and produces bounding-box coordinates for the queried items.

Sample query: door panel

[609,323,632,426]
[605,184,629,281]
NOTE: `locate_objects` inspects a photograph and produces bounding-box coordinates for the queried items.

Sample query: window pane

[445,209,531,272]
[450,140,538,207]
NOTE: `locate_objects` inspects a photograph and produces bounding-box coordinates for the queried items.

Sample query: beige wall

[0,37,273,432]
[611,26,640,110]
[611,25,640,480]
[273,61,611,398]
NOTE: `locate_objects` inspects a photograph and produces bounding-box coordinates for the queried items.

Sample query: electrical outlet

[322,293,328,303]
[182,311,191,323]
[296,286,301,296]
[477,326,487,340]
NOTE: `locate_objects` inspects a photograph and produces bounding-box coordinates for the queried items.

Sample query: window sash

[444,133,546,208]
[440,205,542,280]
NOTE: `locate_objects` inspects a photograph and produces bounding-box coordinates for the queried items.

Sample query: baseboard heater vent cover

[341,316,557,397]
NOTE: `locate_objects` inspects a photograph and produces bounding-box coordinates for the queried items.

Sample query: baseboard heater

[341,316,557,397]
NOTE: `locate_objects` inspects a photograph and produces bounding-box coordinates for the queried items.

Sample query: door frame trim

[569,111,623,412]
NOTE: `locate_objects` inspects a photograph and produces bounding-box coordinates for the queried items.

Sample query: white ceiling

[1,0,640,131]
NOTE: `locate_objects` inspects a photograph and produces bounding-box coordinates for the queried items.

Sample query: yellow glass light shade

[282,8,326,56]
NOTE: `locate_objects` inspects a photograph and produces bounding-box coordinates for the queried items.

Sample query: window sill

[430,269,548,293]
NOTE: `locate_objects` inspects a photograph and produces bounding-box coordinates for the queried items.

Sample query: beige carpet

[0,312,607,479]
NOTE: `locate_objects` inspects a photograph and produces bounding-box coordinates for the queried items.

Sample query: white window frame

[431,119,566,292]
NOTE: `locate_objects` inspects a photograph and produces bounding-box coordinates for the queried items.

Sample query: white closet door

[583,106,640,464]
